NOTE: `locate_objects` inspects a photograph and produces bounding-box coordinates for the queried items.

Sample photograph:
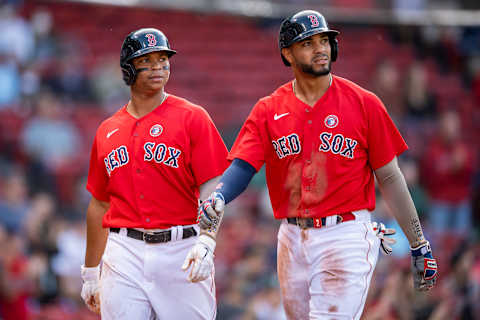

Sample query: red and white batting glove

[80,264,101,314]
[372,221,397,255]
[411,240,438,291]
[182,234,216,282]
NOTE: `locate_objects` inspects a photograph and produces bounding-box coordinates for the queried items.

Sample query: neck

[128,89,166,118]
[293,73,332,107]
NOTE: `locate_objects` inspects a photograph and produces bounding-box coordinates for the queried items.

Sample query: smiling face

[283,33,332,77]
[131,51,170,92]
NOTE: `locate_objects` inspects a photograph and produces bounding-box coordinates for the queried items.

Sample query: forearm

[217,158,256,204]
[374,158,426,248]
[199,176,221,201]
[84,197,109,267]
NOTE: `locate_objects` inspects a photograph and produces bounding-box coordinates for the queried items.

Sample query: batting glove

[80,264,101,314]
[182,234,216,282]
[197,192,225,231]
[411,240,438,291]
[372,221,397,255]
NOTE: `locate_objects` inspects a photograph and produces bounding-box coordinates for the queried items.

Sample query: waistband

[286,209,370,229]
[110,226,197,243]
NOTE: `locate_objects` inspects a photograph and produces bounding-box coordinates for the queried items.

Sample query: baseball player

[188,10,438,320]
[80,28,228,319]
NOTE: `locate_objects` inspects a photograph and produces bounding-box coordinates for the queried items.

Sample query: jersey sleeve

[366,92,408,170]
[86,134,110,201]
[228,100,266,171]
[189,107,229,186]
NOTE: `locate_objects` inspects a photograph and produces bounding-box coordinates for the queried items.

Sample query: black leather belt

[110,227,197,243]
[287,212,355,229]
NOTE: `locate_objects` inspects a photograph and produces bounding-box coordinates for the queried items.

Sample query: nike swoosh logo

[106,128,119,138]
[274,112,289,120]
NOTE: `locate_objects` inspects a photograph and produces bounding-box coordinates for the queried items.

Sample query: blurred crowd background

[0,0,479,319]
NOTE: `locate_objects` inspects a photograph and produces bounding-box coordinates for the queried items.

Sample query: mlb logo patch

[150,124,163,137]
[324,115,338,128]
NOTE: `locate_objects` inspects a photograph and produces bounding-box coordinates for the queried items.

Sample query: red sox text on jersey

[272,132,358,160]
[103,143,182,176]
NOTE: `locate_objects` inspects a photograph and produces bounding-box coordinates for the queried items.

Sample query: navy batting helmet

[278,10,339,66]
[120,28,176,85]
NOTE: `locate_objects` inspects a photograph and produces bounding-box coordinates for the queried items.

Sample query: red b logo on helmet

[308,15,320,27]
[146,34,157,47]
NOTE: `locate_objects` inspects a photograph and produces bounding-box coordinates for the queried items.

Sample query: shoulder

[254,81,293,110]
[166,94,210,117]
[165,94,216,130]
[333,75,384,109]
[95,106,128,138]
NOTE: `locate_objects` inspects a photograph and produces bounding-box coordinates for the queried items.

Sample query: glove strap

[81,264,100,282]
[410,240,431,257]
[198,233,216,252]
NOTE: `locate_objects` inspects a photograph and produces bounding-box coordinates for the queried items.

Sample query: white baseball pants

[99,225,216,320]
[277,210,380,320]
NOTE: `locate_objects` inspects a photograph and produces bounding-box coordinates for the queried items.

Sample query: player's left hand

[372,221,396,255]
[80,264,101,314]
[182,234,216,282]
[411,240,438,291]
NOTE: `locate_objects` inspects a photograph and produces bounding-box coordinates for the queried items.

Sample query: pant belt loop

[327,215,336,226]
[176,226,183,241]
[120,228,128,237]
[169,226,178,242]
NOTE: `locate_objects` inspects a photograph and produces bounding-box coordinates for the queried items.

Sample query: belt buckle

[143,231,159,243]
[297,218,309,229]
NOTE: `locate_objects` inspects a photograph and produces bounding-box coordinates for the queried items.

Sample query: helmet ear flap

[121,62,137,86]
[330,38,338,62]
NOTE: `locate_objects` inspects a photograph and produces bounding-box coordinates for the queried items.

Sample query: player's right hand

[182,234,216,282]
[80,264,101,314]
[410,240,438,291]
[197,192,225,231]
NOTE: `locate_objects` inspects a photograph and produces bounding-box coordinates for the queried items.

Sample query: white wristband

[81,264,100,282]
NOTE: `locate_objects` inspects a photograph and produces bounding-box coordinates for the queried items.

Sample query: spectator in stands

[420,109,475,246]
[434,241,479,320]
[400,157,430,221]
[0,232,33,320]
[90,55,129,112]
[371,59,404,123]
[20,90,81,172]
[403,62,437,122]
[243,275,286,320]
[361,266,414,320]
[0,4,35,65]
[0,48,20,108]
[30,8,58,66]
[0,169,29,234]
[24,193,60,305]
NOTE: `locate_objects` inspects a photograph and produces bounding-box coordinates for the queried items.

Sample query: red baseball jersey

[87,94,229,228]
[229,75,408,219]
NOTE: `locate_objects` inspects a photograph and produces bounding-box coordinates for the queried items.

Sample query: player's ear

[282,47,294,66]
